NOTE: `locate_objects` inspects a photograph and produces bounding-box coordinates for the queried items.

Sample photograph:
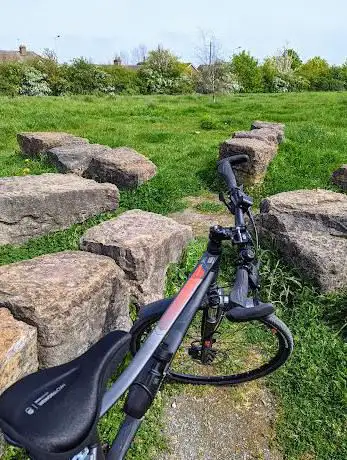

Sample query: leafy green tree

[65,58,112,94]
[0,62,24,96]
[329,63,347,90]
[261,55,309,93]
[139,48,193,94]
[261,58,278,92]
[230,51,262,92]
[298,57,331,90]
[285,49,302,70]
[30,50,70,95]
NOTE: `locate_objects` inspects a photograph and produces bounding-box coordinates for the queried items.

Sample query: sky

[0,0,346,65]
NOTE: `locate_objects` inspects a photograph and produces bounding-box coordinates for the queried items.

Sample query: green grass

[1,92,346,265]
[1,93,346,460]
[193,200,226,214]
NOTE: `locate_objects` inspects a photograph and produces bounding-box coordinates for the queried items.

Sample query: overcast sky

[1,0,346,65]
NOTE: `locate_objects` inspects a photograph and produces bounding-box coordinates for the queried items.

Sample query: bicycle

[0,155,294,460]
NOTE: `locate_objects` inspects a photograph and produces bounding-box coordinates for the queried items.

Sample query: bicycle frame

[101,250,221,459]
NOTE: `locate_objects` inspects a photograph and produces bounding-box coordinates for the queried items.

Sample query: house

[183,63,199,75]
[0,45,40,63]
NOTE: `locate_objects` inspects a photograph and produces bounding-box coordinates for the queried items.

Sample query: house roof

[0,46,40,63]
[183,63,199,72]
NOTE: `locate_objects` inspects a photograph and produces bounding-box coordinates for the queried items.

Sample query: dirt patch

[170,195,234,237]
[157,383,282,460]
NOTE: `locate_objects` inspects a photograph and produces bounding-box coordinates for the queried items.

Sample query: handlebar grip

[226,301,274,322]
[229,267,248,308]
[217,155,249,191]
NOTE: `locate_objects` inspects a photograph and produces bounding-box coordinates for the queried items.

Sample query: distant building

[0,45,40,63]
[112,56,143,70]
[183,63,199,75]
[112,57,199,75]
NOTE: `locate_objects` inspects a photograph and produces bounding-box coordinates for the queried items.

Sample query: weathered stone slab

[0,251,130,368]
[251,121,285,143]
[45,143,112,175]
[0,309,38,457]
[0,173,119,245]
[233,128,278,145]
[84,147,157,189]
[0,308,38,394]
[219,138,278,185]
[331,164,347,191]
[80,210,193,305]
[256,189,347,292]
[17,132,89,158]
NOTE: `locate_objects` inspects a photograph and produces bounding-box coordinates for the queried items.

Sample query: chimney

[19,45,27,56]
[113,56,121,66]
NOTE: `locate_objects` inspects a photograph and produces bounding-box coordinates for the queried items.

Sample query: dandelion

[22,168,31,175]
[24,159,30,163]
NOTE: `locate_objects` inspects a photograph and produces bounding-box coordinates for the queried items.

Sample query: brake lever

[218,191,235,214]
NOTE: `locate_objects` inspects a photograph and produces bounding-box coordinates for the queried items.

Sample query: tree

[231,51,262,92]
[0,61,25,96]
[298,57,331,90]
[261,49,309,93]
[32,49,69,95]
[261,58,278,92]
[139,48,193,94]
[65,58,111,94]
[195,31,233,99]
[285,49,302,70]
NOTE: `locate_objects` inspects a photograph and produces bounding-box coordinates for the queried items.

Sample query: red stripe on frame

[158,263,206,330]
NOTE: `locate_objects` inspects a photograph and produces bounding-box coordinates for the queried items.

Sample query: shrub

[31,55,70,96]
[100,65,140,94]
[139,48,194,94]
[315,77,345,91]
[19,67,51,96]
[65,58,112,95]
[0,62,25,96]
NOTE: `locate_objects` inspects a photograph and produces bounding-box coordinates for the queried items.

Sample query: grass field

[0,92,346,460]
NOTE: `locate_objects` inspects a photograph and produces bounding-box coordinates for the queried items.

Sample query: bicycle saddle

[0,330,131,460]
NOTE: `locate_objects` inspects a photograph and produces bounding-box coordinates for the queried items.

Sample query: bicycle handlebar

[229,266,248,308]
[217,155,249,191]
[226,266,274,321]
